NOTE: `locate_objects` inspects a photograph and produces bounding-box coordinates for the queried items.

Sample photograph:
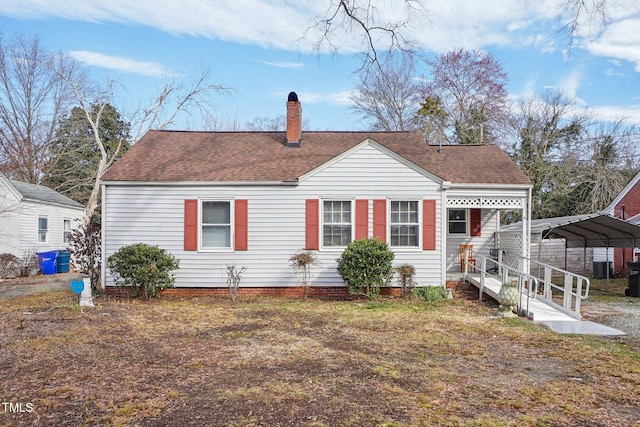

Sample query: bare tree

[508,89,639,218]
[418,48,510,145]
[57,71,230,224]
[244,115,287,131]
[508,89,588,218]
[569,119,639,213]
[307,1,623,64]
[350,52,422,131]
[130,69,229,141]
[306,0,427,64]
[0,34,79,183]
[555,0,631,49]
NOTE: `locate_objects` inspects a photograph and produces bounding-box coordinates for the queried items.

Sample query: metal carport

[501,213,640,280]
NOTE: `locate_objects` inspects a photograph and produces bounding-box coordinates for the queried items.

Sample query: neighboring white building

[100,92,532,296]
[0,173,84,257]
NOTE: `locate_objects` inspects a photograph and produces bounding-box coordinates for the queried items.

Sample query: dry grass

[0,287,639,427]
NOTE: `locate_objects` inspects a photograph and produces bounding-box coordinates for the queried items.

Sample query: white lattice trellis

[496,231,524,270]
[447,197,523,209]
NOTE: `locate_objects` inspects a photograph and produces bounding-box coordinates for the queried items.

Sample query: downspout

[622,205,626,276]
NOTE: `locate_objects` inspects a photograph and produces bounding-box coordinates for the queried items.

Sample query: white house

[0,173,84,257]
[100,92,532,297]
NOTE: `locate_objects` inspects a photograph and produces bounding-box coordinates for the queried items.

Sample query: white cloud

[588,104,640,126]
[587,18,640,71]
[69,51,178,77]
[273,90,355,106]
[261,61,304,69]
[0,0,573,54]
[558,68,583,102]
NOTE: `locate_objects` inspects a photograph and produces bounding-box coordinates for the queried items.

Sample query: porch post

[440,182,450,287]
[520,189,532,274]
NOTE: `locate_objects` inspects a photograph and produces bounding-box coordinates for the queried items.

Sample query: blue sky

[0,0,639,132]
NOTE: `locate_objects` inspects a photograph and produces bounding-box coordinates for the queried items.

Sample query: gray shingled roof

[11,180,84,209]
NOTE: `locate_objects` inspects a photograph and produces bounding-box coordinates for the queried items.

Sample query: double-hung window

[63,219,72,244]
[390,201,419,247]
[323,200,352,247]
[38,216,48,243]
[448,209,467,234]
[201,201,231,249]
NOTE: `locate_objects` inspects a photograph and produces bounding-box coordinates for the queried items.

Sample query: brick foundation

[105,286,356,300]
[103,286,415,300]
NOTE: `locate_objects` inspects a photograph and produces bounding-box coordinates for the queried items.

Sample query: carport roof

[501,213,640,248]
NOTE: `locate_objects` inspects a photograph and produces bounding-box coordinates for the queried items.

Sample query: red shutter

[470,208,482,237]
[184,199,198,251]
[355,199,368,240]
[423,199,436,250]
[305,199,319,250]
[234,199,248,251]
[373,199,387,242]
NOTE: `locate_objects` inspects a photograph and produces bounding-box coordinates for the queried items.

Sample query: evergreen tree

[43,103,131,207]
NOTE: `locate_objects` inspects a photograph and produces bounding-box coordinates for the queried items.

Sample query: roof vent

[286,91,301,147]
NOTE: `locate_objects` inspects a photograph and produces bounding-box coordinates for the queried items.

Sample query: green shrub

[414,286,447,302]
[336,238,394,298]
[107,243,179,299]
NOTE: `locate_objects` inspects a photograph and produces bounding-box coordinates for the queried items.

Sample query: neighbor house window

[323,200,352,246]
[390,201,419,247]
[201,201,231,249]
[63,219,72,244]
[448,209,467,234]
[38,216,48,243]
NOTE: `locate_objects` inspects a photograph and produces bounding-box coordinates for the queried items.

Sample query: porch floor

[464,273,626,336]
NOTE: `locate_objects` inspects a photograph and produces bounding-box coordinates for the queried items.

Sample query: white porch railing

[463,249,588,320]
[527,258,590,319]
[469,253,540,318]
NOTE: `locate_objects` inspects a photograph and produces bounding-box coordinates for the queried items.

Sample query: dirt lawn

[0,280,639,426]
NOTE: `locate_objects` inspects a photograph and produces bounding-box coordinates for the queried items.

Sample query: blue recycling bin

[37,251,58,275]
[56,250,70,273]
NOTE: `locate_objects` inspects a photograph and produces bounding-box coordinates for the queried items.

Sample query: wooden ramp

[464,273,626,336]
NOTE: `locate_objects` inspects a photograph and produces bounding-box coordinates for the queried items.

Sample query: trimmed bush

[336,238,394,298]
[395,263,416,297]
[414,286,447,302]
[107,243,179,299]
[289,249,321,298]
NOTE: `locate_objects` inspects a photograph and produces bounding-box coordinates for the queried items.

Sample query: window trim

[37,215,48,244]
[321,199,354,249]
[447,208,469,236]
[389,199,422,249]
[199,199,234,251]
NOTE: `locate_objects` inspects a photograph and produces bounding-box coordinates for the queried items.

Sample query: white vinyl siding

[103,142,444,288]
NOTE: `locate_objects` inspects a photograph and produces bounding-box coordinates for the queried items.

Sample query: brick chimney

[286,91,301,147]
